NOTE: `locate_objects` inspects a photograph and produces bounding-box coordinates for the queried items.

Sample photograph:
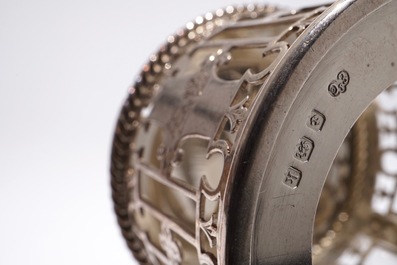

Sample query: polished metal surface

[111,1,397,264]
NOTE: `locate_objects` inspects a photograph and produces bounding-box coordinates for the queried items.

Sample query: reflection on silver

[314,85,397,265]
[111,1,397,265]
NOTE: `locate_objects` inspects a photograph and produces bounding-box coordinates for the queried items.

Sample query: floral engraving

[199,215,218,248]
[111,5,330,265]
[225,96,249,133]
[199,253,216,265]
[159,226,182,265]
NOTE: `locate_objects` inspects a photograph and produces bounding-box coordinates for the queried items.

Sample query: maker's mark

[328,70,350,97]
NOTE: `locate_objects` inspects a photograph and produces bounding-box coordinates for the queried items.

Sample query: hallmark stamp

[283,167,302,189]
[328,70,350,97]
[307,110,326,131]
[295,137,314,162]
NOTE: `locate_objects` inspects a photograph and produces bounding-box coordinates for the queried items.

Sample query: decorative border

[110,4,329,264]
[110,4,278,263]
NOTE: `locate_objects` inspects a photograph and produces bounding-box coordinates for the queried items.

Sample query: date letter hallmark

[295,137,314,162]
[283,167,302,189]
[307,110,326,131]
[328,70,350,97]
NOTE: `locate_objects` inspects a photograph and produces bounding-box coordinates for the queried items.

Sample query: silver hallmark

[283,167,302,189]
[308,110,326,131]
[328,70,350,97]
[295,137,314,162]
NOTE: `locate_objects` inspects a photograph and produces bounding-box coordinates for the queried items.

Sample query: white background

[0,1,329,264]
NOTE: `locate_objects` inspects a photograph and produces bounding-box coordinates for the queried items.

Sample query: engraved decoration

[328,70,350,97]
[199,215,218,248]
[159,225,182,265]
[110,4,329,265]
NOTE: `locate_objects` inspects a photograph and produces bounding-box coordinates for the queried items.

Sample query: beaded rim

[110,4,280,263]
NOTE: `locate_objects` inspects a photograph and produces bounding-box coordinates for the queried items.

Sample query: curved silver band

[110,1,397,264]
[229,1,397,264]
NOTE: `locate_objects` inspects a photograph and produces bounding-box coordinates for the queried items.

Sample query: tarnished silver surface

[111,1,397,264]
